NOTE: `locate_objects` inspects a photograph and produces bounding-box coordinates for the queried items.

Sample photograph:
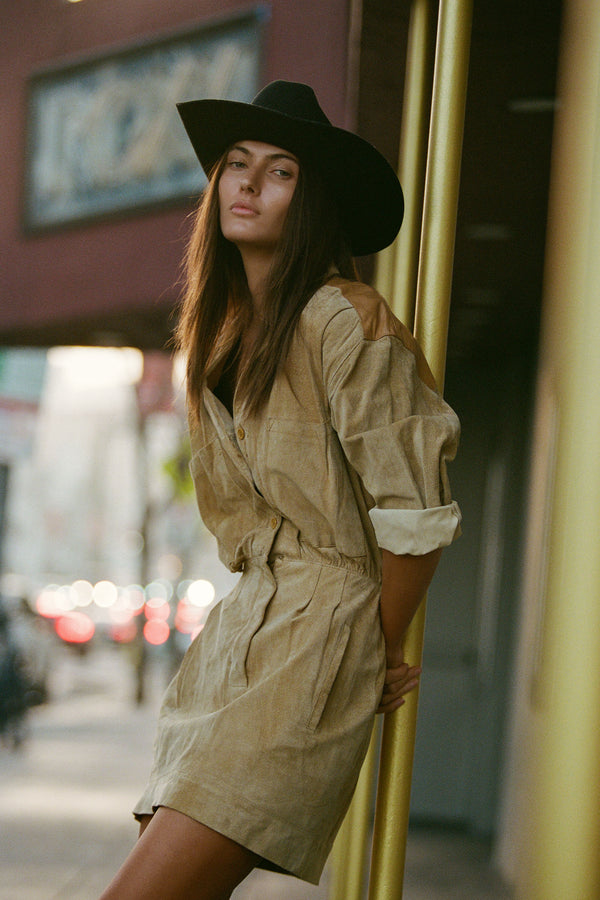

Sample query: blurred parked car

[1,596,54,708]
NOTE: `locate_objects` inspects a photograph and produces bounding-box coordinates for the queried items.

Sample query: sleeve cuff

[369,501,462,555]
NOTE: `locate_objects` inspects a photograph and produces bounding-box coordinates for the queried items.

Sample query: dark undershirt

[212,344,239,416]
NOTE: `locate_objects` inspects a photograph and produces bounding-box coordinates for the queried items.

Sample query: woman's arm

[377,547,442,714]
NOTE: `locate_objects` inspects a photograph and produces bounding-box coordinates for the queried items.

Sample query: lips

[230,201,258,215]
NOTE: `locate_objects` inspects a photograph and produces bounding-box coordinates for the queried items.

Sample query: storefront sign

[24,9,264,230]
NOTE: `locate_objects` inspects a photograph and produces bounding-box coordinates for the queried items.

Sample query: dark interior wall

[355,0,410,171]
[354,0,561,832]
[0,0,349,349]
[356,0,561,364]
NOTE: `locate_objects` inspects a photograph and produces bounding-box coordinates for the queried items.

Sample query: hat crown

[251,81,331,127]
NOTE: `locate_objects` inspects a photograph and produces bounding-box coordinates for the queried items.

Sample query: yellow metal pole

[347,722,382,899]
[329,795,355,900]
[329,723,381,900]
[329,5,437,896]
[391,0,437,329]
[368,1,472,897]
[517,1,600,896]
[375,243,397,307]
[413,0,472,384]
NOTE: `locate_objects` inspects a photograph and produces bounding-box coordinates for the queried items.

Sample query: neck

[238,246,274,315]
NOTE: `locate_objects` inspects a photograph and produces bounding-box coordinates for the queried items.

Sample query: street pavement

[0,645,512,900]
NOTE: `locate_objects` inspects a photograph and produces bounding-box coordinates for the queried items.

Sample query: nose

[240,166,259,194]
[240,176,256,193]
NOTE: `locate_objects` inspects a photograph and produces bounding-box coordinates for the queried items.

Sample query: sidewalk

[0,645,512,899]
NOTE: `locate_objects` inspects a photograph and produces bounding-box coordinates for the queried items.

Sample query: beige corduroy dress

[133,276,461,884]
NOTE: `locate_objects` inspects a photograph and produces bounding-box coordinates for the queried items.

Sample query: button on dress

[133,277,461,884]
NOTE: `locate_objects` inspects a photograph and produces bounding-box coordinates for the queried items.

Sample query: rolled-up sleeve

[324,308,461,556]
[369,503,462,555]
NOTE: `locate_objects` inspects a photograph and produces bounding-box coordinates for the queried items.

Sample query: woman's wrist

[384,640,406,669]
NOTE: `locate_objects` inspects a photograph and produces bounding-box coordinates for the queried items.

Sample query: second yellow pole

[368,1,473,896]
[329,3,437,894]
[518,1,600,895]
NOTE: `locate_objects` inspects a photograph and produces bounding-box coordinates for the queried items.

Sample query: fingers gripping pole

[368,1,473,898]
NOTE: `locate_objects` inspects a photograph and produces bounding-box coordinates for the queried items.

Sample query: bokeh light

[187,579,215,608]
[72,579,93,607]
[109,603,134,625]
[35,576,216,646]
[56,585,78,612]
[175,600,202,634]
[36,585,62,618]
[123,584,145,613]
[93,580,118,608]
[176,579,189,596]
[55,611,95,643]
[145,579,172,607]
[143,618,170,645]
[47,346,143,389]
[157,553,183,581]
[144,601,171,622]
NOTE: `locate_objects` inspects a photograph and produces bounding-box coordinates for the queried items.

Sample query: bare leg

[98,806,259,900]
[137,813,153,838]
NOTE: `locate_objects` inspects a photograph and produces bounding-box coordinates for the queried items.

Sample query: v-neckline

[211,341,240,417]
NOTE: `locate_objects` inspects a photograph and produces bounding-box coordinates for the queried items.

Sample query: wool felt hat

[177,80,404,256]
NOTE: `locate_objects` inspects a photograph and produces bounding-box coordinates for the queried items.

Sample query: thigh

[99,806,259,900]
[137,814,153,838]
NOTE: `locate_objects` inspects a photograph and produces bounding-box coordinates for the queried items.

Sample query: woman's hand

[377,656,422,714]
[376,546,440,713]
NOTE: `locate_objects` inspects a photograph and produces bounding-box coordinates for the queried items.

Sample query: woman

[100,81,461,900]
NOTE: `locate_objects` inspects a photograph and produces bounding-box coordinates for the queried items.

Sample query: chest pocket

[190,434,274,570]
[261,417,366,558]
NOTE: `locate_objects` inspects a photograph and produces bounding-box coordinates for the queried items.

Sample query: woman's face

[218,141,300,257]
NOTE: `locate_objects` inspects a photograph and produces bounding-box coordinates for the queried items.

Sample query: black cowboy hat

[177,80,404,256]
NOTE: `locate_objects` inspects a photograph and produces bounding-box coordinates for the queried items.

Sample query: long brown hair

[176,149,357,419]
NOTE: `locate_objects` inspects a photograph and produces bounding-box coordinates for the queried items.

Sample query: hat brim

[177,98,404,256]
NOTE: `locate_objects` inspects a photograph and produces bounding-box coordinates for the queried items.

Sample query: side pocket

[307,621,351,732]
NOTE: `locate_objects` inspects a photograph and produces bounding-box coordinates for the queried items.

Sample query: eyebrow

[230,145,299,164]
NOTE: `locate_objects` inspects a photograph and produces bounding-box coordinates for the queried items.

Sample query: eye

[225,150,248,168]
[271,165,297,179]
